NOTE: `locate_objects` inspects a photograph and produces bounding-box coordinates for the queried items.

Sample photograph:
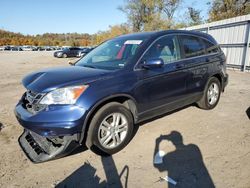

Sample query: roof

[114,29,214,42]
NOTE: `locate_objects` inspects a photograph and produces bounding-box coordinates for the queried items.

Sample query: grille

[25,133,46,155]
[26,131,63,155]
[23,90,46,113]
[26,90,43,103]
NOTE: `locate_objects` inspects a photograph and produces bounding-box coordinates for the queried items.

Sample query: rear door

[139,35,189,114]
[178,35,209,99]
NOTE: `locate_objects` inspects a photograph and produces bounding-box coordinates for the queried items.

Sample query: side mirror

[142,58,164,69]
[68,61,75,66]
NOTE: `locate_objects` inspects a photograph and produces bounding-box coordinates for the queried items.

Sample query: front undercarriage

[18,130,80,163]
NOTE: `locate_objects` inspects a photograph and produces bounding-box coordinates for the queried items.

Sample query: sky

[0,0,210,35]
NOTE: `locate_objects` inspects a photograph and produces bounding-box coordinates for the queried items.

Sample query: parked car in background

[0,46,22,51]
[22,46,35,51]
[77,47,95,57]
[44,46,55,51]
[15,30,228,163]
[54,47,82,58]
[0,46,6,51]
[10,46,23,51]
[55,47,64,50]
[0,45,58,51]
[36,46,45,51]
[2,46,11,51]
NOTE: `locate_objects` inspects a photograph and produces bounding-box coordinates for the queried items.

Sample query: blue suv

[15,30,228,163]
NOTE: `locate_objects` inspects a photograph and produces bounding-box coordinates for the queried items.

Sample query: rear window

[180,35,205,58]
[202,39,220,54]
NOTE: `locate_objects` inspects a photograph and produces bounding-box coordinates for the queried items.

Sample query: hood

[22,66,112,93]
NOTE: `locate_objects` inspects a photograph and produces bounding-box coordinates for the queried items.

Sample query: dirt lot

[0,51,249,188]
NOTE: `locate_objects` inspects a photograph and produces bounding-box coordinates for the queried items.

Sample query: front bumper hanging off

[18,130,80,163]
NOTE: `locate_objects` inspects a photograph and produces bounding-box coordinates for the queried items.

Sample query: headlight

[39,85,88,105]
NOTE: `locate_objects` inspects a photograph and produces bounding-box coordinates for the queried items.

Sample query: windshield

[75,37,148,70]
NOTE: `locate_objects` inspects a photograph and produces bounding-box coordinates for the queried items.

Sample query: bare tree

[187,7,203,26]
[119,0,144,31]
[159,0,182,20]
[119,0,166,31]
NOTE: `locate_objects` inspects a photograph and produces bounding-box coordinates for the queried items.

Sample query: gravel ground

[0,51,249,188]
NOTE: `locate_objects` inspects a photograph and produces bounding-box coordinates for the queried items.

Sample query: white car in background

[0,46,6,51]
[22,46,35,51]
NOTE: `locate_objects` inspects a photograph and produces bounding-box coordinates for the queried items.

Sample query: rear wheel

[197,77,221,110]
[86,102,134,155]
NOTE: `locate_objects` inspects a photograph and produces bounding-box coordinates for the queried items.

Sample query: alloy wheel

[98,113,128,149]
[207,82,219,105]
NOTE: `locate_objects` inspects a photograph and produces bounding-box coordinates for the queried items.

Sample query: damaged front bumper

[15,93,89,163]
[19,130,80,163]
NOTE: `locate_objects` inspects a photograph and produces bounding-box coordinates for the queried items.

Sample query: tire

[86,102,134,155]
[62,53,67,58]
[197,77,221,110]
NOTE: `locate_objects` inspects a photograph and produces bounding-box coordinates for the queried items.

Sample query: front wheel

[86,102,134,155]
[197,77,221,110]
[62,53,67,58]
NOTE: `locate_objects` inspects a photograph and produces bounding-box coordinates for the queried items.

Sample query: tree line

[0,0,249,47]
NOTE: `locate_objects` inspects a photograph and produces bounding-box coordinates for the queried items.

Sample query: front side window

[76,37,148,70]
[180,35,205,58]
[143,35,181,64]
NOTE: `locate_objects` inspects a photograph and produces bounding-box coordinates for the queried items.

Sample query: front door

[138,35,189,116]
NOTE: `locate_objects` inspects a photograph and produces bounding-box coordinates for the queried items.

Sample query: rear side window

[143,35,181,64]
[180,35,205,58]
[202,39,220,54]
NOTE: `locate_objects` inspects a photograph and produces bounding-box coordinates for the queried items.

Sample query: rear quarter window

[202,39,220,54]
[180,35,205,58]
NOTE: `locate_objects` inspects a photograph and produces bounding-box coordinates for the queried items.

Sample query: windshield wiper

[82,64,96,69]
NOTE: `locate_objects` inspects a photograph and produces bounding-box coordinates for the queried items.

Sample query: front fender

[79,93,138,146]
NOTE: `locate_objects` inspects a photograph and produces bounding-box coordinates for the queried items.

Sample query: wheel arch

[79,94,138,146]
[211,73,224,91]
